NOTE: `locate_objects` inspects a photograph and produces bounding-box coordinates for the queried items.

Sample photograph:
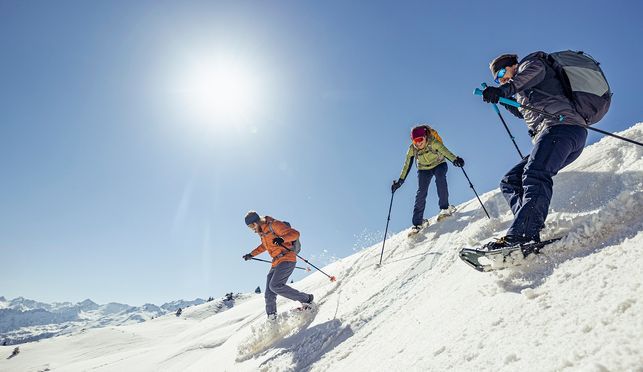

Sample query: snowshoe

[436,205,457,222]
[407,219,429,237]
[299,294,314,309]
[459,237,563,272]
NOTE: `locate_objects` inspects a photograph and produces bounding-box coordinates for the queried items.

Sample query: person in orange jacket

[242,211,314,318]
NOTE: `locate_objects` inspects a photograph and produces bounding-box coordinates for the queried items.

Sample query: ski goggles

[494,68,507,84]
[412,136,426,144]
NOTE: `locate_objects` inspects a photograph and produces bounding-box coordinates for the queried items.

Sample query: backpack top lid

[549,51,610,97]
[547,50,612,125]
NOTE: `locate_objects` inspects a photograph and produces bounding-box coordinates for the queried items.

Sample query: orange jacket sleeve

[250,244,266,256]
[271,221,300,242]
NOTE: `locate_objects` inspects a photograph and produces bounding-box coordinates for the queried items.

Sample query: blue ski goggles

[494,68,507,84]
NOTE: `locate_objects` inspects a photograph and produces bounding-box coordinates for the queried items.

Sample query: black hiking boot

[299,294,315,311]
[413,219,429,231]
[482,235,539,251]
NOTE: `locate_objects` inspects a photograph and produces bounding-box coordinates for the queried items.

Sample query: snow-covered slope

[0,297,209,345]
[2,124,642,371]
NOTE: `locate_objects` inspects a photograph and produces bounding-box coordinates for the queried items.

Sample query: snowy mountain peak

[8,297,50,312]
[160,299,206,312]
[77,299,99,311]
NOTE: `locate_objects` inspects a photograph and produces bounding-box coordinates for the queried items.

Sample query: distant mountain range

[0,295,208,345]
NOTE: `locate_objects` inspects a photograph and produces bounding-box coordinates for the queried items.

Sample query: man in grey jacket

[480,52,588,249]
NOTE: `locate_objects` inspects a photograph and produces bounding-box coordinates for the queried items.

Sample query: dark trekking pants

[412,162,449,226]
[500,124,588,240]
[265,261,309,315]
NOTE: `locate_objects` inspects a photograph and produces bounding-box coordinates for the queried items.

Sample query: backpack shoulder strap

[268,220,288,238]
[412,145,419,166]
[531,87,556,98]
[268,221,277,236]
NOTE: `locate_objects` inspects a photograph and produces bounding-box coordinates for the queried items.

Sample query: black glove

[391,179,404,193]
[482,86,503,104]
[243,254,253,261]
[272,237,284,245]
[453,157,465,167]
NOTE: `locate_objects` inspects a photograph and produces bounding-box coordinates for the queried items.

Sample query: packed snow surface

[2,124,642,371]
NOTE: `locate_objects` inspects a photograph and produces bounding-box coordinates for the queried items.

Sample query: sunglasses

[494,68,507,84]
[412,136,426,144]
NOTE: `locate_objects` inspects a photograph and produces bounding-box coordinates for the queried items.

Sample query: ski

[458,237,563,272]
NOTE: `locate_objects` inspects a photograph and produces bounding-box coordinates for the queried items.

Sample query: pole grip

[473,87,521,108]
[498,97,521,108]
[479,83,501,114]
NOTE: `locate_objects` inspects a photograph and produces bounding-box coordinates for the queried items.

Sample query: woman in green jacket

[391,125,465,233]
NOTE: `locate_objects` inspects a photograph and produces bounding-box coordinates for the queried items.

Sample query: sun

[175,55,260,126]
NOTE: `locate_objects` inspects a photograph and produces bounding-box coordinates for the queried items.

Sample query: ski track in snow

[1,124,642,372]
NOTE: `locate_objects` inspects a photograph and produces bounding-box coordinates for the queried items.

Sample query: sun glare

[174,55,261,126]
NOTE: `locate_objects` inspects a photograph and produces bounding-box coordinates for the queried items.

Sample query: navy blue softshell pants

[412,162,449,226]
[501,124,587,239]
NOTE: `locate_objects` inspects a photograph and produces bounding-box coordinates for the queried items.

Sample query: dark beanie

[489,54,519,74]
[244,211,260,225]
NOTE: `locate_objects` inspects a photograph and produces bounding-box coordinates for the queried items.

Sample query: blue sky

[2,0,642,306]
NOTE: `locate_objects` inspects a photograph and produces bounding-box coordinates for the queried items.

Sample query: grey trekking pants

[265,261,309,315]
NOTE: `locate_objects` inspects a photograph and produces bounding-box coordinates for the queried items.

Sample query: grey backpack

[268,220,301,254]
[546,50,612,125]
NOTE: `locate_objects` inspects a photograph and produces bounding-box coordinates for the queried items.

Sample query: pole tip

[307,267,311,272]
[330,276,337,282]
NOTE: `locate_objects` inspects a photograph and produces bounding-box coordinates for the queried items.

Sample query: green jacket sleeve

[399,146,415,180]
[431,141,457,162]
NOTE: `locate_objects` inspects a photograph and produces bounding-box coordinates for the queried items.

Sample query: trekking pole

[277,242,337,282]
[250,257,310,271]
[481,83,525,158]
[458,166,491,219]
[378,190,395,266]
[474,88,643,148]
